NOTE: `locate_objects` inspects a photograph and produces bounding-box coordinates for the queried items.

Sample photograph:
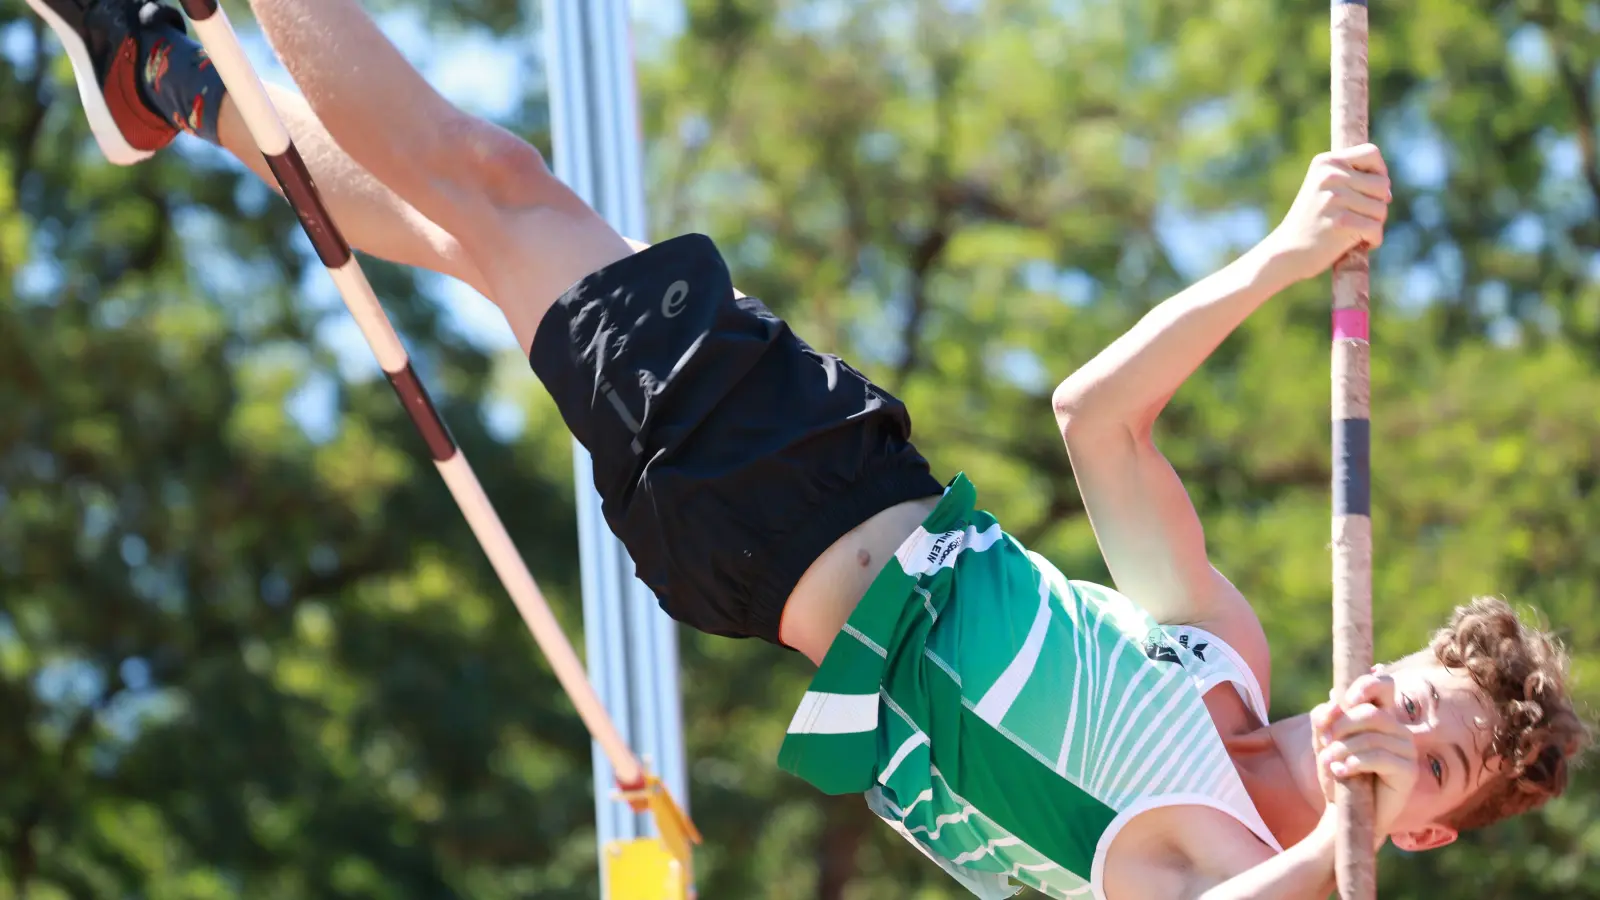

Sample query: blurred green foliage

[1,0,1596,898]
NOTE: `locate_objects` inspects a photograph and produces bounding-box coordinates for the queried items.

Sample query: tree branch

[815,794,870,900]
[8,670,129,897]
[10,20,49,199]
[660,30,751,234]
[893,222,952,390]
[1012,485,1087,548]
[892,37,964,390]
[7,800,44,894]
[822,132,872,350]
[1552,45,1600,248]
[1528,5,1600,248]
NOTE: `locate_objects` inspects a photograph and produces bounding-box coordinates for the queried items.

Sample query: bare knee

[423,115,631,350]
[431,115,586,214]
[425,115,627,271]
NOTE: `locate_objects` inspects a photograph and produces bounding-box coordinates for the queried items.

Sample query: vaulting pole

[176,0,645,791]
[178,4,699,895]
[1330,2,1376,898]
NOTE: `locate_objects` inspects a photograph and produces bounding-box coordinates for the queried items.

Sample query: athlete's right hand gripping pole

[1330,2,1376,899]
[174,4,699,893]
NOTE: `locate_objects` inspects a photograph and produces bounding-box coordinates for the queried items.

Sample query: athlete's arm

[1191,812,1338,900]
[1102,804,1334,900]
[1179,677,1415,900]
[1051,146,1390,688]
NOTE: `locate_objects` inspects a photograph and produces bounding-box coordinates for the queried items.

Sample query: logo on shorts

[662,280,689,318]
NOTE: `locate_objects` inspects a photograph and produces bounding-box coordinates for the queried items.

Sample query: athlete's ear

[1391,825,1458,852]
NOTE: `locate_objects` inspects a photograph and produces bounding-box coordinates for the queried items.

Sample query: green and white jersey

[779,473,1280,900]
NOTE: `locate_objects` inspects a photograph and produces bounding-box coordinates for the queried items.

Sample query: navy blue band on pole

[1332,418,1371,517]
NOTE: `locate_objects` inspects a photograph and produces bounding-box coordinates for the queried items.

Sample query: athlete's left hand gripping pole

[175,2,700,883]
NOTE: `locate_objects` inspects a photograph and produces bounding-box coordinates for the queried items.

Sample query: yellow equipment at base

[605,839,687,900]
[607,773,703,900]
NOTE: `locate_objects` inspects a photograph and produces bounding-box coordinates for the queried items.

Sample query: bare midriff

[777,496,942,665]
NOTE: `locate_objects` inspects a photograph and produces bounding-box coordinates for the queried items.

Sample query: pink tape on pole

[1332,308,1369,342]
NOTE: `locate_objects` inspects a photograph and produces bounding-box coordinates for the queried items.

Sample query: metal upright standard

[1330,1,1376,898]
[541,1,695,897]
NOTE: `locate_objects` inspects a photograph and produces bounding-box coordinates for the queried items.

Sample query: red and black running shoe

[27,0,190,164]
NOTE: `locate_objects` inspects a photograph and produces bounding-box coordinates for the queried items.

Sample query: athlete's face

[1377,658,1500,850]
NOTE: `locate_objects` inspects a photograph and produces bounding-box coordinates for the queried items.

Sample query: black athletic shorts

[529,233,943,647]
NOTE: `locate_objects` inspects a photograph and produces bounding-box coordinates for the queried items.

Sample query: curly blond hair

[1422,597,1592,831]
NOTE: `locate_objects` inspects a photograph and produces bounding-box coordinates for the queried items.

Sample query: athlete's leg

[244,0,632,351]
[32,0,629,350]
[32,0,488,292]
[217,86,490,296]
[217,90,655,297]
[34,0,944,650]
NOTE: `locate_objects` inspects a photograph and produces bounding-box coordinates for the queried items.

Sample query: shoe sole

[27,0,154,166]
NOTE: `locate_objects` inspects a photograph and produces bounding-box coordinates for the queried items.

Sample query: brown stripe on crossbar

[177,0,220,20]
[386,364,458,461]
[265,149,353,270]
